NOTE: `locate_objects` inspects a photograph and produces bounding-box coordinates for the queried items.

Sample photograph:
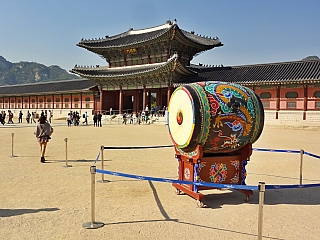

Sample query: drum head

[168,87,195,149]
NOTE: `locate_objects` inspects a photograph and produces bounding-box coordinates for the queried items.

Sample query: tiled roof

[182,60,320,85]
[70,54,196,79]
[0,79,96,96]
[77,20,221,49]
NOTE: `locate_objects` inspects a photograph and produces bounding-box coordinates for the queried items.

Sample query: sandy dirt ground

[1,118,320,240]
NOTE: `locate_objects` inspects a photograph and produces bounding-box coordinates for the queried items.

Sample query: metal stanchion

[64,138,72,167]
[83,166,104,229]
[9,133,16,158]
[257,182,265,240]
[98,145,109,183]
[299,149,304,185]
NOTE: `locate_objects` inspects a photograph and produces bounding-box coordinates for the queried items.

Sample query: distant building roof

[0,79,96,97]
[77,20,222,51]
[183,60,320,86]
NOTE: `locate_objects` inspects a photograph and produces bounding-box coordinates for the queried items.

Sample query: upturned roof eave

[70,54,195,79]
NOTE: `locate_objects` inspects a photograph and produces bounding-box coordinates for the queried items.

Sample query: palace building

[1,20,320,123]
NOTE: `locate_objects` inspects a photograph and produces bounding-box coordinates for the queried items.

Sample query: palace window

[64,98,69,108]
[47,98,51,102]
[285,91,298,98]
[262,102,270,108]
[313,91,320,98]
[260,92,271,99]
[287,102,296,109]
[18,99,21,103]
[316,102,320,108]
[10,99,14,109]
[85,97,90,108]
[74,98,79,108]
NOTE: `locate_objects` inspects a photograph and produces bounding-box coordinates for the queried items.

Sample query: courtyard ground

[1,119,320,240]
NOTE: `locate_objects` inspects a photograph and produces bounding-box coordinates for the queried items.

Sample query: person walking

[26,111,31,124]
[48,110,52,124]
[93,113,98,127]
[82,111,88,125]
[34,115,53,163]
[7,110,14,124]
[31,112,36,123]
[18,111,23,123]
[97,111,102,127]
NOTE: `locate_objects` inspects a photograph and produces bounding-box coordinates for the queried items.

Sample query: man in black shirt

[97,111,102,127]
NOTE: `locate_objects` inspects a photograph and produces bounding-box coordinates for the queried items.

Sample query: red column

[275,86,280,119]
[167,86,173,108]
[119,88,123,114]
[143,86,146,110]
[99,89,104,112]
[303,85,308,120]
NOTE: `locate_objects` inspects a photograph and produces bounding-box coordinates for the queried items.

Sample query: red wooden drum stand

[172,144,253,207]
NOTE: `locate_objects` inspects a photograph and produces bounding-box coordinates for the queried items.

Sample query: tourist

[48,110,52,124]
[82,111,88,125]
[31,112,36,123]
[0,111,4,125]
[97,111,102,127]
[33,115,53,163]
[18,110,23,123]
[122,113,127,125]
[67,113,72,127]
[93,113,98,127]
[110,107,112,115]
[26,110,31,124]
[7,110,14,124]
[136,111,141,125]
[129,113,133,124]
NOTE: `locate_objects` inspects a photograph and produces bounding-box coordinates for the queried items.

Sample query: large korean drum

[168,81,264,153]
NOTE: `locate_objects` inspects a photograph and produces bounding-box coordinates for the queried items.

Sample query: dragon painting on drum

[168,81,264,154]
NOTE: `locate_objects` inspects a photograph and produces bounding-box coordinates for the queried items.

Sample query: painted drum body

[168,81,264,153]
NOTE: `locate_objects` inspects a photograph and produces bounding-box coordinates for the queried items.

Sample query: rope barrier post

[83,166,104,229]
[64,138,72,167]
[257,182,265,240]
[98,145,109,183]
[9,132,15,158]
[299,149,304,185]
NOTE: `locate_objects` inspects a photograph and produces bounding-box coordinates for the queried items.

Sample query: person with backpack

[82,112,88,125]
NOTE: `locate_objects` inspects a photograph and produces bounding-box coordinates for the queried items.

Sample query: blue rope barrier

[252,148,300,154]
[93,151,100,165]
[103,145,174,150]
[266,183,320,189]
[95,168,258,191]
[304,151,320,159]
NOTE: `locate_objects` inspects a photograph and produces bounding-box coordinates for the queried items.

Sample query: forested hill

[0,56,79,86]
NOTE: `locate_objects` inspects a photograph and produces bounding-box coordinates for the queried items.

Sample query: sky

[1,0,320,71]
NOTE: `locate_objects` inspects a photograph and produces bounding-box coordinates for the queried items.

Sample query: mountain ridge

[0,56,79,86]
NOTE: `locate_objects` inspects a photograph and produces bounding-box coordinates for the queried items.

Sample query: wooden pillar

[275,86,280,119]
[143,86,147,111]
[61,94,63,110]
[303,85,308,120]
[80,93,83,110]
[167,86,173,108]
[119,88,123,114]
[70,93,73,110]
[52,94,55,109]
[147,90,151,109]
